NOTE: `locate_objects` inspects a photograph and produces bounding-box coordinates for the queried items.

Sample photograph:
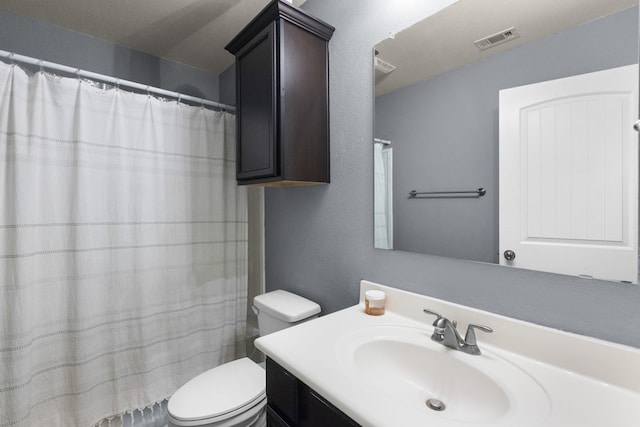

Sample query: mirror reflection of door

[499,65,639,283]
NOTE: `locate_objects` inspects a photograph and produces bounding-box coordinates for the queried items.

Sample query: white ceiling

[4,0,635,83]
[375,0,637,96]
[1,0,305,75]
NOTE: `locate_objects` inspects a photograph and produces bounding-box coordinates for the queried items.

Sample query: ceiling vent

[474,27,520,50]
[374,57,396,74]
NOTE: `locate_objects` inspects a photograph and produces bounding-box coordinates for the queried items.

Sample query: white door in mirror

[499,64,638,283]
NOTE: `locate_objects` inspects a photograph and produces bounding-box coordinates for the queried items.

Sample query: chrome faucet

[423,309,493,355]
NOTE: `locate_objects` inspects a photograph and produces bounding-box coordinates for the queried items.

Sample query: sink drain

[426,398,446,411]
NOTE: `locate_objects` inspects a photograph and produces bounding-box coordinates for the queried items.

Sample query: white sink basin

[339,325,551,426]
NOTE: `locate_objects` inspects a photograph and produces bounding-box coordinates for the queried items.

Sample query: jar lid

[365,290,386,301]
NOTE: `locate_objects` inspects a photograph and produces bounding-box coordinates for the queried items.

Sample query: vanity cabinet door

[266,406,292,427]
[298,385,360,427]
[266,358,298,426]
[266,358,360,427]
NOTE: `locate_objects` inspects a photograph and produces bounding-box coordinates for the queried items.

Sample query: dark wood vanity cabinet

[225,0,334,186]
[266,358,360,427]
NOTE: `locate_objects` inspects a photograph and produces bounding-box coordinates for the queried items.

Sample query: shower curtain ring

[38,60,44,73]
[8,52,15,65]
[146,85,151,98]
[115,79,120,91]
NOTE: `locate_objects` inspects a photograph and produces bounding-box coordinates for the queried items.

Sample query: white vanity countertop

[255,281,640,427]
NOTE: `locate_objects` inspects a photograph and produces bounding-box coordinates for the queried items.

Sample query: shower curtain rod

[0,49,235,113]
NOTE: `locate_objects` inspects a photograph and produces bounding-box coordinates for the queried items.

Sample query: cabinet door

[299,384,360,427]
[266,358,360,427]
[236,23,278,181]
[266,358,298,425]
[267,406,291,427]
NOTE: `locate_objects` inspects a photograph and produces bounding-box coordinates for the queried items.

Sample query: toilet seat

[168,358,266,426]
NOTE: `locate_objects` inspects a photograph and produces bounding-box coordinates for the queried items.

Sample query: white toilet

[168,290,321,427]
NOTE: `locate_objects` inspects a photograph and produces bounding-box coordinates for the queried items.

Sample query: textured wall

[0,9,219,100]
[376,7,637,262]
[264,0,640,348]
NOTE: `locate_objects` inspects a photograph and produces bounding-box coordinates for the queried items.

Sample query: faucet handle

[422,309,442,319]
[423,309,456,336]
[423,309,448,325]
[464,324,493,346]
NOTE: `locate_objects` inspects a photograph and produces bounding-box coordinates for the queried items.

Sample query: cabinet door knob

[503,250,516,261]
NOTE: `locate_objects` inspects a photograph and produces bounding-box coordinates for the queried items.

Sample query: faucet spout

[439,321,465,350]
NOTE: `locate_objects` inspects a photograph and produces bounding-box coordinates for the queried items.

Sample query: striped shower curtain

[0,61,247,426]
[374,143,393,249]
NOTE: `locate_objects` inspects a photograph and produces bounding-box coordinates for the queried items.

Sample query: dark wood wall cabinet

[225,0,334,186]
[265,358,361,427]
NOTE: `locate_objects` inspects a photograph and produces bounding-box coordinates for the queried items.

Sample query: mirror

[374,0,639,282]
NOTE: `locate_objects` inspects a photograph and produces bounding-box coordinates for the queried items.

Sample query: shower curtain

[374,143,392,249]
[0,61,247,426]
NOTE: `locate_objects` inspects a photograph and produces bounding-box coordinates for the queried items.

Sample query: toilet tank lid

[253,290,320,322]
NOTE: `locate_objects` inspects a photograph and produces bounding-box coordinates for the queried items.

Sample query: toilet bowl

[168,290,320,427]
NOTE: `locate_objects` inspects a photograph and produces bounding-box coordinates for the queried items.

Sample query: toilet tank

[253,290,321,336]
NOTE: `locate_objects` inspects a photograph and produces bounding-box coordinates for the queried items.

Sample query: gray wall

[0,9,219,100]
[264,0,640,348]
[375,6,638,263]
[219,65,236,106]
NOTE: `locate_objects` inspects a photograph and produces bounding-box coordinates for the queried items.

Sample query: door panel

[499,65,638,283]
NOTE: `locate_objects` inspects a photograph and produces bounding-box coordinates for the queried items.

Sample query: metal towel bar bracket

[408,188,486,198]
